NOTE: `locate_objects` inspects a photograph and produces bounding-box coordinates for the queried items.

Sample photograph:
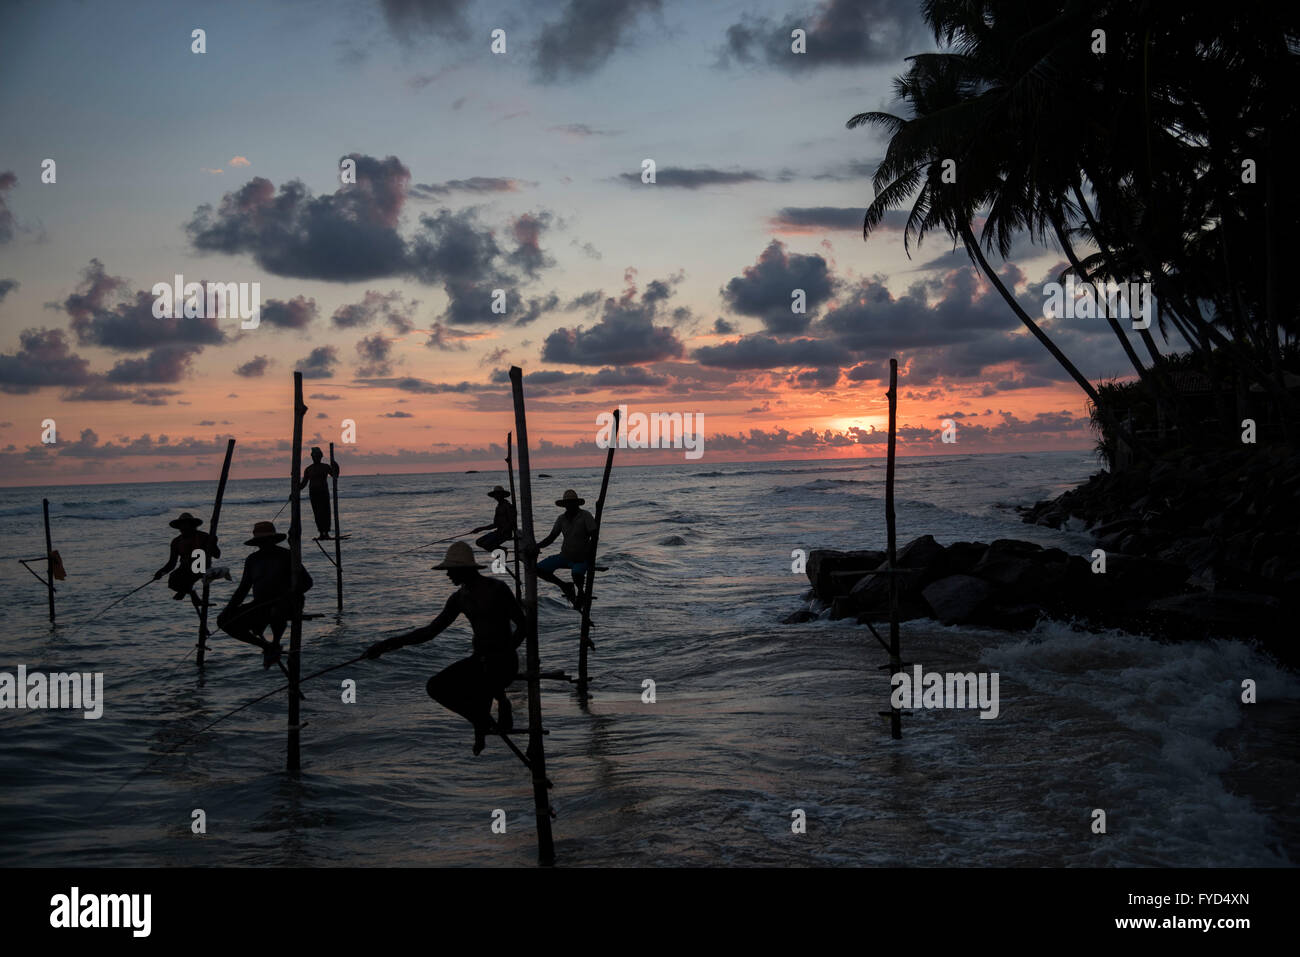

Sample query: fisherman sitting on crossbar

[364,542,524,756]
[217,521,312,668]
[532,489,596,609]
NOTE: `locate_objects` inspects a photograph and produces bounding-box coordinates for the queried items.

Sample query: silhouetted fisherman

[300,447,339,540]
[217,521,312,668]
[153,512,220,611]
[472,485,516,553]
[533,489,596,609]
[364,542,524,755]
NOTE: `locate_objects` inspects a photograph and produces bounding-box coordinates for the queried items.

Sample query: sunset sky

[0,0,1169,486]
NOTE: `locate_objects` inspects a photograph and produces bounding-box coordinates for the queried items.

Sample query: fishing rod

[98,650,371,811]
[271,491,294,521]
[397,527,482,555]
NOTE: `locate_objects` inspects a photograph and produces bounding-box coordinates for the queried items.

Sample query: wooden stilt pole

[330,442,343,614]
[508,366,556,867]
[577,408,619,703]
[42,498,55,624]
[885,358,902,740]
[505,433,521,604]
[197,438,236,667]
[288,373,306,772]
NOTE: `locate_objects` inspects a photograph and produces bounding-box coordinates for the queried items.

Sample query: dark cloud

[770,206,863,231]
[0,328,93,393]
[381,410,415,418]
[309,392,341,400]
[507,212,554,277]
[356,333,395,376]
[235,355,272,377]
[534,0,661,82]
[0,171,15,244]
[618,166,766,189]
[721,240,836,334]
[424,321,474,351]
[713,317,738,334]
[353,376,492,394]
[542,274,685,365]
[379,0,470,35]
[566,290,603,311]
[61,260,227,351]
[693,334,846,370]
[331,290,420,333]
[105,345,201,384]
[297,346,340,379]
[410,177,524,198]
[260,295,318,329]
[0,278,18,301]
[185,155,411,281]
[770,206,908,233]
[719,0,928,72]
[185,159,555,309]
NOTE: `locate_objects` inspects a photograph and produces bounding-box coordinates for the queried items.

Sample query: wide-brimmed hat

[245,521,287,546]
[555,489,585,507]
[487,485,510,499]
[432,541,485,570]
[169,512,204,529]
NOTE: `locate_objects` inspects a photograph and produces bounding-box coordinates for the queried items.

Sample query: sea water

[0,450,1295,866]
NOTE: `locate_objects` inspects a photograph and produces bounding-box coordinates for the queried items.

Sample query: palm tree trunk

[959,222,1151,464]
[1052,218,1148,380]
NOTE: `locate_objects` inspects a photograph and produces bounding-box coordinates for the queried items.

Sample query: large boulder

[844,535,947,617]
[922,574,996,625]
[805,549,886,601]
[1143,590,1283,640]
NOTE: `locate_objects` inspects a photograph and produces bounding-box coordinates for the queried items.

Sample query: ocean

[1,450,1296,866]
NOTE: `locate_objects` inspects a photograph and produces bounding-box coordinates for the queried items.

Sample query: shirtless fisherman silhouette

[217,521,313,668]
[364,542,524,755]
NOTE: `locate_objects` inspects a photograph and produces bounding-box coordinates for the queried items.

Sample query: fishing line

[58,578,158,640]
[396,528,482,556]
[96,651,371,812]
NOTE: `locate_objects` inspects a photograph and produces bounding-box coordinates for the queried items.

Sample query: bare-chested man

[364,541,524,755]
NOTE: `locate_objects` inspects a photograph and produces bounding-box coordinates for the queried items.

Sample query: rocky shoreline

[786,446,1299,668]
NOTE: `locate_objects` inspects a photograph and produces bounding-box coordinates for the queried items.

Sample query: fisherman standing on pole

[300,447,339,540]
[364,542,524,756]
[472,486,516,554]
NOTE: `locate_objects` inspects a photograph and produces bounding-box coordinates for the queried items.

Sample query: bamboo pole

[330,442,343,614]
[505,433,521,604]
[288,373,306,772]
[577,408,619,703]
[42,499,55,624]
[886,358,902,740]
[197,438,236,667]
[508,366,556,866]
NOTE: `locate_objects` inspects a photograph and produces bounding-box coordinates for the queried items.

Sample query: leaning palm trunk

[959,222,1151,464]
[1052,219,1148,381]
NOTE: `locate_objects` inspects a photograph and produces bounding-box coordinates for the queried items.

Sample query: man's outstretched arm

[365,594,460,658]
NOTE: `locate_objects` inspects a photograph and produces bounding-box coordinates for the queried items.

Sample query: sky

[0,0,1158,486]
